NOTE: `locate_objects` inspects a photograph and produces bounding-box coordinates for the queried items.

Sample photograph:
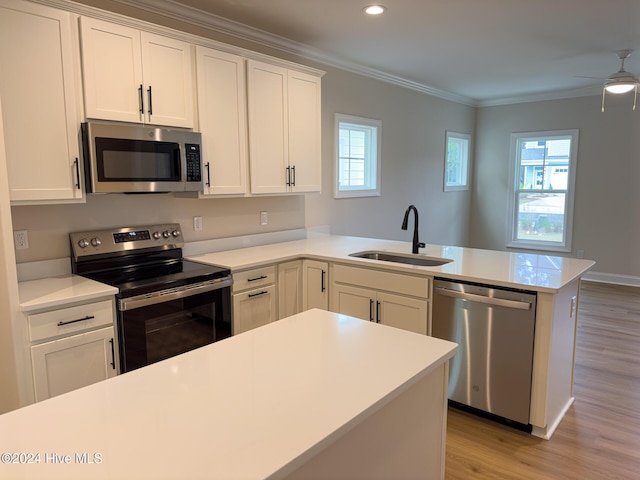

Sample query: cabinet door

[195,46,248,195]
[233,284,276,335]
[278,261,302,319]
[80,17,143,123]
[31,326,118,402]
[288,70,321,193]
[0,0,83,203]
[247,60,288,194]
[377,292,428,335]
[141,32,194,127]
[303,260,328,311]
[331,283,375,322]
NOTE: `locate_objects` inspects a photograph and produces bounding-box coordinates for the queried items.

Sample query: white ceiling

[121,0,640,106]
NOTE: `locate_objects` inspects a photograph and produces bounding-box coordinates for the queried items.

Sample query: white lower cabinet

[27,299,118,402]
[278,260,302,319]
[232,265,277,335]
[330,264,429,335]
[31,326,117,402]
[303,260,329,310]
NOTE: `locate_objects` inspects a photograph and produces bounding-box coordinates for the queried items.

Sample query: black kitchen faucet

[401,205,425,254]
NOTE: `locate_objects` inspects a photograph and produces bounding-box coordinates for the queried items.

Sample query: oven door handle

[119,276,233,311]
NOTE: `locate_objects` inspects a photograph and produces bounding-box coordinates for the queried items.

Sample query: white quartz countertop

[189,235,595,293]
[18,276,118,313]
[0,309,457,480]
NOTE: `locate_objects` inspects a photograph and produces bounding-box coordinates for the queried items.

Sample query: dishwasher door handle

[434,287,532,310]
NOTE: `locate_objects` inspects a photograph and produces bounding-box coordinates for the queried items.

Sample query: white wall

[306,66,475,247]
[472,94,640,279]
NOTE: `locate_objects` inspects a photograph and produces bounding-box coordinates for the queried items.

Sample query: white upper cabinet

[287,69,321,193]
[247,59,321,195]
[80,17,194,128]
[0,0,84,204]
[195,46,248,196]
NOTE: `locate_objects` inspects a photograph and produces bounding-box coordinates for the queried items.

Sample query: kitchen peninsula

[0,309,457,480]
[189,234,595,438]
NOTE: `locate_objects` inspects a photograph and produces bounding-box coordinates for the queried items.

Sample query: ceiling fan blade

[574,75,606,80]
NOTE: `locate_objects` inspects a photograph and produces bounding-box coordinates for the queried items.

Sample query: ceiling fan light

[604,83,636,94]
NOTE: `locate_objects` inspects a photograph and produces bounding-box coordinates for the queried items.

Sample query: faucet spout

[401,205,425,254]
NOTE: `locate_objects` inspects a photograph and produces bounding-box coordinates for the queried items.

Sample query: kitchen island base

[285,362,449,479]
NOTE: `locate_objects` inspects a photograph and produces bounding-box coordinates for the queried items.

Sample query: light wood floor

[444,282,640,479]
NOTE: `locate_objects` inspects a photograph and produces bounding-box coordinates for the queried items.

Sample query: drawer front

[232,265,276,292]
[333,264,430,298]
[28,299,114,342]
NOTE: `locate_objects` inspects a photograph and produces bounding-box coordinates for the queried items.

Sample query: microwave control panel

[185,143,202,182]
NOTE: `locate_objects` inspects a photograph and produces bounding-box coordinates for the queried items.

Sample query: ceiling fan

[600,49,638,111]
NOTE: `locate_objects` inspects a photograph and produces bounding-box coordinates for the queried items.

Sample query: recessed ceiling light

[364,5,386,15]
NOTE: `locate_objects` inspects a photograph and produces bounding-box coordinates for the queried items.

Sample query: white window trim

[444,131,471,192]
[334,113,382,198]
[506,129,579,253]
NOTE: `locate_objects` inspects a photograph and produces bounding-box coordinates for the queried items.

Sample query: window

[507,130,579,252]
[334,114,381,198]
[444,131,470,191]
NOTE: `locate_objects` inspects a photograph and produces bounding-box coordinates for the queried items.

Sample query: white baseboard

[582,271,640,288]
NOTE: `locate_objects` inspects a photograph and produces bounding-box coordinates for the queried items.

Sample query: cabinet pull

[74,157,80,189]
[138,84,144,114]
[248,290,268,298]
[369,299,374,322]
[291,165,296,186]
[109,338,116,370]
[247,275,267,282]
[205,162,211,187]
[285,166,291,186]
[147,85,153,115]
[57,315,95,327]
[376,301,381,323]
[321,270,326,292]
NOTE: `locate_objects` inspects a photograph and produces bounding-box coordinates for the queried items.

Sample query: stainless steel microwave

[81,122,203,193]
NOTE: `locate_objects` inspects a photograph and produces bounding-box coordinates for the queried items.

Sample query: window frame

[334,113,382,199]
[507,129,579,252]
[444,131,471,192]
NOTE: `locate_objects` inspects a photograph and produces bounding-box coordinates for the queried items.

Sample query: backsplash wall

[11,194,305,263]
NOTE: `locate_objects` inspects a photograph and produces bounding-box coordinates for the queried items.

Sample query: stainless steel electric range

[70,224,232,373]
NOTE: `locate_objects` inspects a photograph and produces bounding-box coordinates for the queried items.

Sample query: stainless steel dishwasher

[432,278,536,429]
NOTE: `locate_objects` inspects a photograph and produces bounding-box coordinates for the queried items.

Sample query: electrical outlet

[14,230,29,250]
[576,249,584,259]
[260,211,268,226]
[193,216,203,232]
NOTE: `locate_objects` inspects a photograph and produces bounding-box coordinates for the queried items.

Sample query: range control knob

[153,231,162,240]
[171,229,181,238]
[77,238,89,248]
[162,230,170,239]
[90,237,102,247]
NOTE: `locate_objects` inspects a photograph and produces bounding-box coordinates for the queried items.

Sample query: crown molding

[108,0,478,106]
[477,85,603,107]
[35,0,601,108]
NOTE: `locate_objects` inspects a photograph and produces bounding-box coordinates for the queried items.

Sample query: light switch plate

[260,211,268,226]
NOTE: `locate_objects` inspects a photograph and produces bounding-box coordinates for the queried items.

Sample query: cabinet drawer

[28,299,114,342]
[233,265,276,292]
[333,264,430,298]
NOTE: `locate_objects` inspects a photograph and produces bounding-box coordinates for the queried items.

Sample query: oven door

[117,277,232,372]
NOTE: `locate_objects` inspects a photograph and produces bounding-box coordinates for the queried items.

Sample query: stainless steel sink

[348,250,453,267]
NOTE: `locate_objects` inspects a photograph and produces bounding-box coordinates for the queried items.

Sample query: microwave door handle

[205,162,211,187]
